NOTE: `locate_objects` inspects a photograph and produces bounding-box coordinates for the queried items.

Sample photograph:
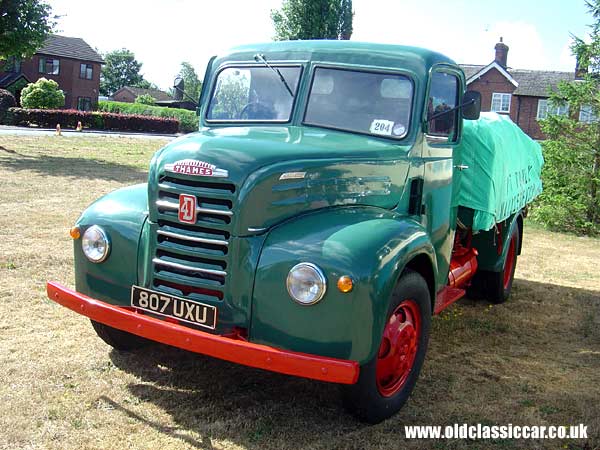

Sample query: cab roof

[213,40,457,77]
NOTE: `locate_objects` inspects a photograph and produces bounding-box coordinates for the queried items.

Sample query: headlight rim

[286,262,327,306]
[82,225,110,263]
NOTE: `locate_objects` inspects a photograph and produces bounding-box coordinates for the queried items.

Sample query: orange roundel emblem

[178,194,197,224]
[165,159,228,177]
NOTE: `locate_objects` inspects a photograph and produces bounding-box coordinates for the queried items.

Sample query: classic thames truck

[47,41,543,423]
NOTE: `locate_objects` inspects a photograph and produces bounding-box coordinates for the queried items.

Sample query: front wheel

[342,269,431,423]
[91,320,149,351]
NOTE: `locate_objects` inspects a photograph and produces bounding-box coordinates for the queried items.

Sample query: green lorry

[47,41,543,423]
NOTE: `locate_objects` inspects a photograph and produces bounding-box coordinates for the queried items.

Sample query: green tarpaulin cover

[453,112,544,232]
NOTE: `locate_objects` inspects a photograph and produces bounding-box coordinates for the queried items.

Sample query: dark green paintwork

[70,41,494,365]
[251,206,435,363]
[149,127,412,236]
[74,184,148,304]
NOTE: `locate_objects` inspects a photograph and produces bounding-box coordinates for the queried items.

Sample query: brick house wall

[467,68,516,115]
[468,70,545,139]
[513,96,544,140]
[17,54,102,109]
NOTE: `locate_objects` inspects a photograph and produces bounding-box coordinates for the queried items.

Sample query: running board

[434,287,466,315]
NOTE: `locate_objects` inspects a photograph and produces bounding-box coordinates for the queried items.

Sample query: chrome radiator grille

[151,173,235,302]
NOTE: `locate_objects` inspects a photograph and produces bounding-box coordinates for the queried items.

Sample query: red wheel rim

[503,232,517,290]
[376,299,421,397]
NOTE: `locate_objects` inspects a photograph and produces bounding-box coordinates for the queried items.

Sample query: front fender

[250,206,437,364]
[74,184,148,305]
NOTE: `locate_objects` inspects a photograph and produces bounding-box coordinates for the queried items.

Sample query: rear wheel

[478,224,520,304]
[342,269,431,423]
[91,320,149,351]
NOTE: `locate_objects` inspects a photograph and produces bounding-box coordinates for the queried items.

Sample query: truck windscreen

[304,67,413,139]
[206,66,302,122]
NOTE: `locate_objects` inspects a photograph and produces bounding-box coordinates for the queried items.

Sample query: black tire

[91,320,149,351]
[478,224,520,304]
[342,269,431,424]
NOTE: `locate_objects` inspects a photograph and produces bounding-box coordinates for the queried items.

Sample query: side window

[426,71,459,139]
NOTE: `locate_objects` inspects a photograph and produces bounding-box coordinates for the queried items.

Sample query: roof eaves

[466,61,519,87]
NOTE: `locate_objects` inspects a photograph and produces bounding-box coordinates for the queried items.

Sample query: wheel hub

[503,233,517,290]
[376,299,420,397]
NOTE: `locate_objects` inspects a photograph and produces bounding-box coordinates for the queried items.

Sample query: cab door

[420,66,463,288]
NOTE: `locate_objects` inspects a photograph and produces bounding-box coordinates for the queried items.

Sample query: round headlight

[82,225,110,263]
[286,263,327,305]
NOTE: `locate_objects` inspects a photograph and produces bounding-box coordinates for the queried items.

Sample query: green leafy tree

[178,62,203,102]
[135,94,156,105]
[271,0,353,40]
[100,49,149,96]
[339,0,353,40]
[134,79,159,90]
[0,0,57,59]
[20,77,64,109]
[536,0,600,235]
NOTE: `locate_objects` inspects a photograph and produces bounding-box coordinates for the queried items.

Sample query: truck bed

[452,112,544,232]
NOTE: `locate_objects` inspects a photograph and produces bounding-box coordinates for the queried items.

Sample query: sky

[47,0,592,91]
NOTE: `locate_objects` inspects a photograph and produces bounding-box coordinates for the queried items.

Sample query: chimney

[575,56,588,79]
[495,37,509,68]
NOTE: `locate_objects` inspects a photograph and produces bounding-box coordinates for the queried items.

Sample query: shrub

[135,94,157,105]
[20,78,65,109]
[0,89,16,124]
[9,107,179,134]
[98,100,198,133]
[529,139,600,236]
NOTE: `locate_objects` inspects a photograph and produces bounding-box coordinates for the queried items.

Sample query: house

[460,38,575,139]
[112,86,173,104]
[111,86,196,110]
[0,35,104,110]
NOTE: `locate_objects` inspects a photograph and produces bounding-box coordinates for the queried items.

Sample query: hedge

[8,108,179,134]
[98,100,198,133]
[0,89,16,124]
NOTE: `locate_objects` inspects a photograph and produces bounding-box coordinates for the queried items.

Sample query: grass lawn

[0,135,599,450]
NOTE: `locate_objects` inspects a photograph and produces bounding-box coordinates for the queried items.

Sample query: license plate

[131,286,217,330]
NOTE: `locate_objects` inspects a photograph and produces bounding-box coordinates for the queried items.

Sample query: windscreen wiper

[254,53,294,98]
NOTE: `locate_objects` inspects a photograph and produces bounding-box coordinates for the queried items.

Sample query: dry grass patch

[0,135,599,450]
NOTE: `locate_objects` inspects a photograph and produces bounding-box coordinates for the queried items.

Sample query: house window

[5,56,21,73]
[537,99,569,120]
[579,105,598,123]
[491,93,511,113]
[77,97,92,111]
[38,57,59,75]
[80,63,93,80]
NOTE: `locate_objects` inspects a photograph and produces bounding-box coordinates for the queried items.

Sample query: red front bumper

[46,282,359,384]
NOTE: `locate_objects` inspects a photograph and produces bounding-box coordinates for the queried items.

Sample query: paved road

[0,125,177,140]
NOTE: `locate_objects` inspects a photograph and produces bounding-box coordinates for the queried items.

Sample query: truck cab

[48,41,539,423]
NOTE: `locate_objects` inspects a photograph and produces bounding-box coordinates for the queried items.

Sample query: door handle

[454,164,469,171]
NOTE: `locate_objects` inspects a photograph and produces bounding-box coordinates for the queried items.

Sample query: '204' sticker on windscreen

[370,119,406,137]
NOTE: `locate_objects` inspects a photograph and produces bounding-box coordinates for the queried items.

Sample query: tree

[135,94,156,105]
[537,0,600,235]
[100,49,148,96]
[0,0,57,59]
[178,62,202,102]
[20,78,64,109]
[271,0,353,40]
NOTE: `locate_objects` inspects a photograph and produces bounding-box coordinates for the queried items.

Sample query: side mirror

[173,76,184,101]
[462,90,481,120]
